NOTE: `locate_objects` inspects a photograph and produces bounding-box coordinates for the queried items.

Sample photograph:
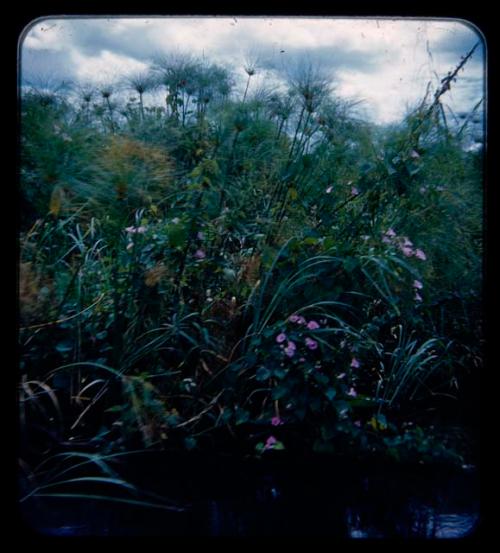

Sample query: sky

[20,17,485,126]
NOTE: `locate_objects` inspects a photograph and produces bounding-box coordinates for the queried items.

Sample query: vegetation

[19,46,483,503]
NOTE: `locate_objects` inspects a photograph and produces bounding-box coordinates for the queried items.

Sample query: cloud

[429,20,485,58]
[19,17,485,125]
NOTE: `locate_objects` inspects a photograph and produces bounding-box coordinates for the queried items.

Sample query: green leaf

[313,372,329,386]
[235,408,250,425]
[272,368,286,380]
[272,386,288,400]
[56,341,73,354]
[325,388,337,401]
[256,367,271,381]
[167,223,188,249]
[343,257,357,273]
[334,400,350,417]
[303,237,318,246]
[370,413,388,431]
[223,268,237,281]
[105,405,122,413]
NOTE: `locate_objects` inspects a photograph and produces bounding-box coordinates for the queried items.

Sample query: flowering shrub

[19,50,481,468]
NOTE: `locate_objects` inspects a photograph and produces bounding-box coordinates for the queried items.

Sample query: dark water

[20,453,480,537]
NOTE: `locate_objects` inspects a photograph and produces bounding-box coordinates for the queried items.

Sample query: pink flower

[415,249,427,261]
[326,185,333,194]
[305,337,318,350]
[271,416,283,427]
[382,236,392,244]
[401,245,414,257]
[264,435,277,450]
[402,237,413,247]
[125,225,147,234]
[410,149,420,159]
[351,358,361,369]
[289,314,300,323]
[307,320,320,330]
[413,280,423,290]
[299,357,306,363]
[296,316,307,325]
[197,231,205,240]
[284,341,296,357]
[385,228,396,238]
[354,420,362,428]
[351,186,359,196]
[194,249,206,259]
[337,372,346,379]
[347,387,358,397]
[415,292,423,302]
[276,332,287,344]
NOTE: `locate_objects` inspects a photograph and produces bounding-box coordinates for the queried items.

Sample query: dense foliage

[19,51,482,497]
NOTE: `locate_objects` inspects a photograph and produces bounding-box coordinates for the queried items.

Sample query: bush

[19,52,482,471]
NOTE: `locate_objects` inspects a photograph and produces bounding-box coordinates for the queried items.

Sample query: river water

[20,453,480,537]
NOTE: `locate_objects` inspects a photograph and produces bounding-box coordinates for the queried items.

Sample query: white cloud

[72,49,149,83]
[20,17,485,125]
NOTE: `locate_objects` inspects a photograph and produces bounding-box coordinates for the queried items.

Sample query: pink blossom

[415,292,423,302]
[125,225,147,234]
[402,237,413,247]
[276,332,287,344]
[307,320,320,330]
[289,314,300,323]
[284,341,296,358]
[382,236,392,244]
[385,228,396,238]
[415,249,427,261]
[296,316,307,325]
[354,420,362,427]
[347,387,358,397]
[326,186,333,194]
[271,416,283,427]
[194,249,206,259]
[351,186,360,196]
[264,435,277,450]
[299,357,306,363]
[305,337,318,350]
[197,231,205,240]
[410,150,420,159]
[413,280,423,290]
[351,358,361,369]
[401,245,414,257]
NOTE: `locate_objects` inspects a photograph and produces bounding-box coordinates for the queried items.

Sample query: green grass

[19,49,482,473]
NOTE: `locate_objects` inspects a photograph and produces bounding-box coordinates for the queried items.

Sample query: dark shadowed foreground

[20,452,479,537]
